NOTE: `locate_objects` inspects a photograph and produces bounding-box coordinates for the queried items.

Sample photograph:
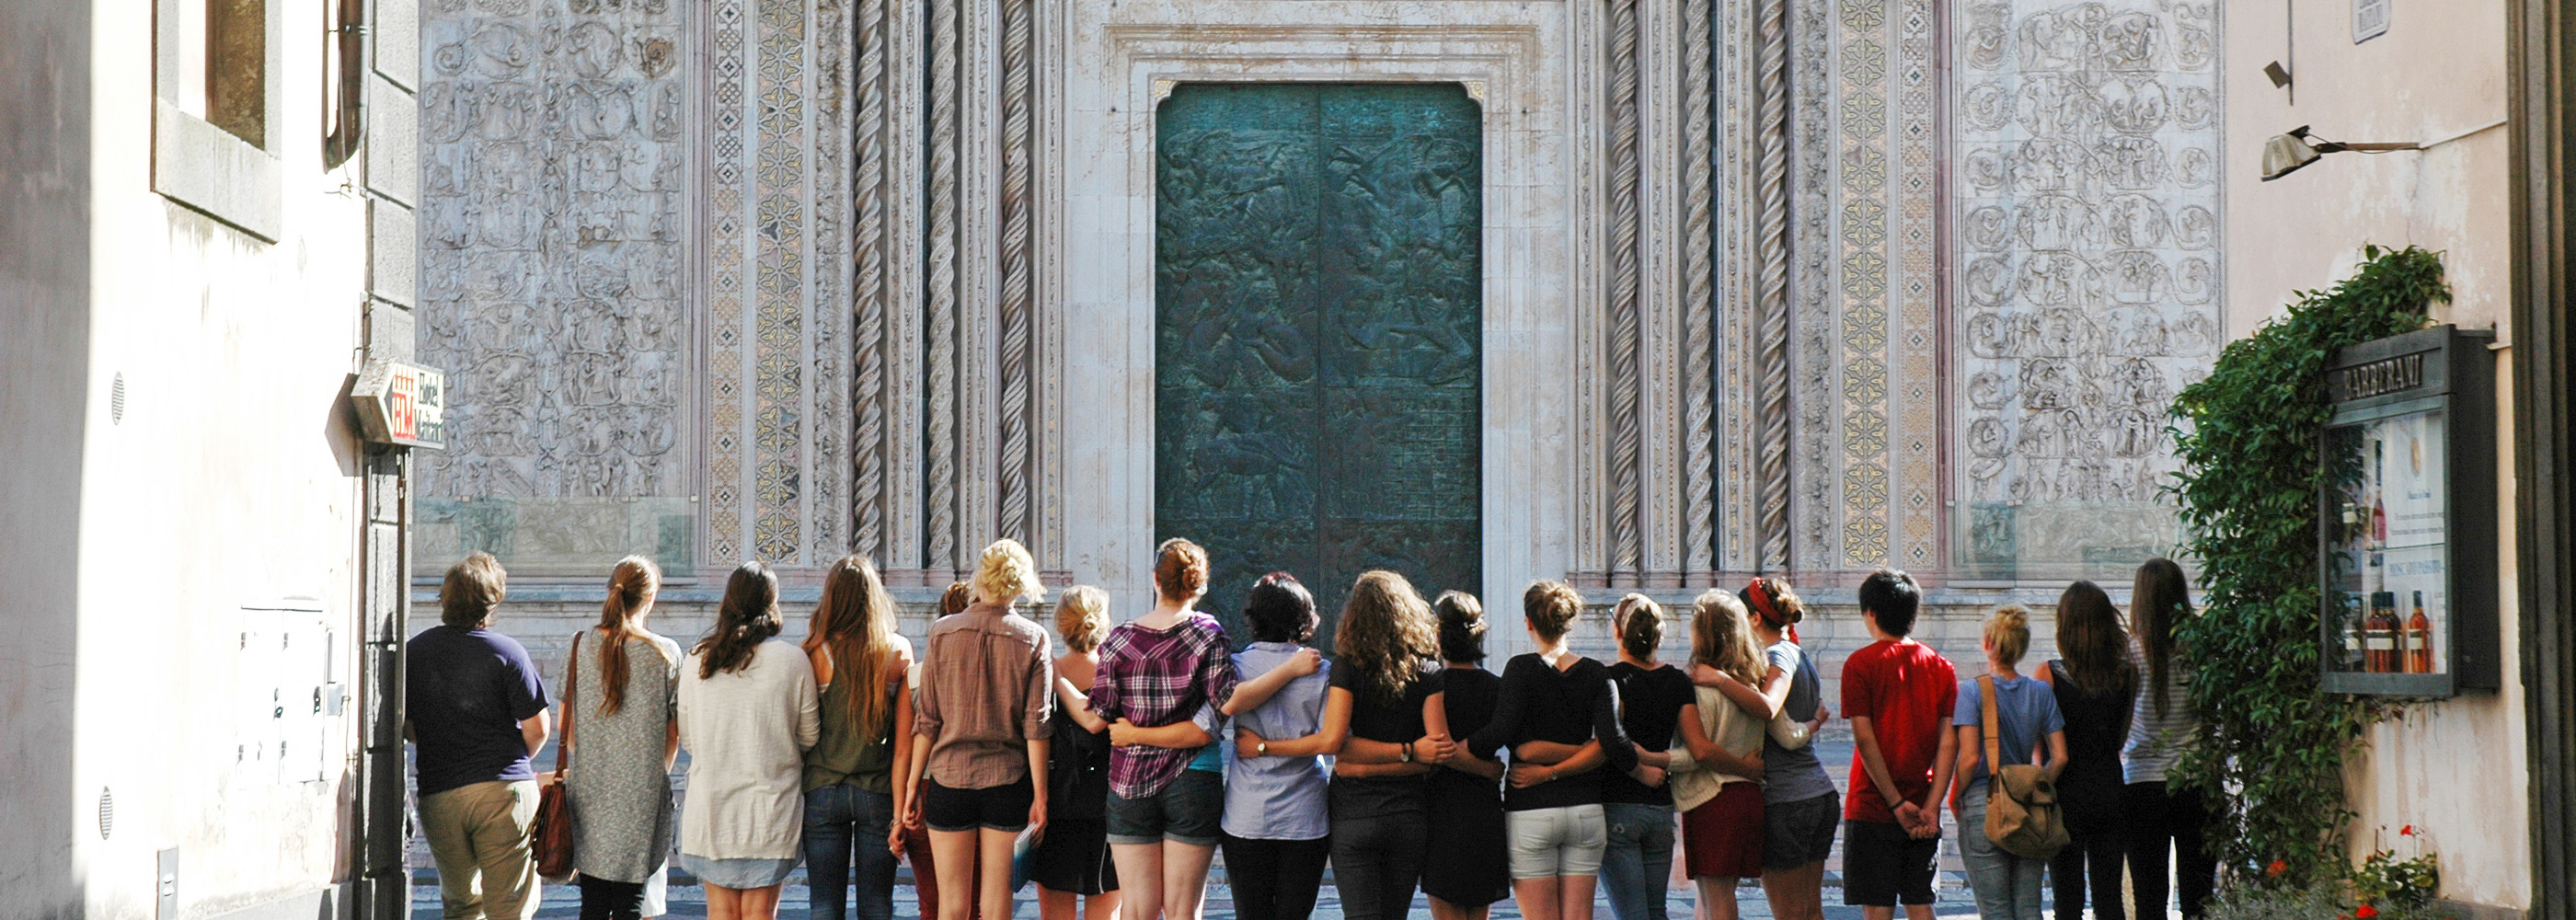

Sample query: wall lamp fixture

[2260,126,2421,181]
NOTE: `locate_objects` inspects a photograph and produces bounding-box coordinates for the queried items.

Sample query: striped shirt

[2122,638,2197,784]
[1089,612,1239,799]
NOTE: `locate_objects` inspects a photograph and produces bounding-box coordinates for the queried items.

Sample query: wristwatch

[1401,741,1416,763]
[1256,741,1269,756]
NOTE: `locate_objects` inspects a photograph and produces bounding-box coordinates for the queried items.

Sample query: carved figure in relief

[1968,311,2012,357]
[2175,257,2216,306]
[2112,307,2168,356]
[1969,372,2015,409]
[2015,410,2063,459]
[477,82,540,141]
[566,21,625,79]
[2105,250,2171,305]
[471,23,535,78]
[422,81,474,143]
[2174,4,2218,70]
[2018,4,2107,72]
[1965,146,2009,190]
[2015,75,2101,138]
[2097,76,2168,134]
[2174,86,2215,131]
[2017,252,2100,309]
[2096,13,2162,71]
[2173,204,2217,249]
[565,83,636,141]
[2111,408,2164,458]
[2092,136,2168,190]
[2174,146,2217,189]
[2010,139,2093,194]
[1965,4,2012,70]
[1963,81,2014,132]
[2100,193,2169,248]
[2110,358,2169,408]
[2014,194,2096,249]
[1965,205,2011,251]
[2021,360,2085,410]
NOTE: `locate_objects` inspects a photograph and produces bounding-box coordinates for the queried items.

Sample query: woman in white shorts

[1462,581,1669,920]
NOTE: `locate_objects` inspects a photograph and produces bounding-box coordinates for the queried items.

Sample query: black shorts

[924,776,1035,833]
[1762,790,1841,870]
[1840,818,1938,906]
[1104,768,1224,846]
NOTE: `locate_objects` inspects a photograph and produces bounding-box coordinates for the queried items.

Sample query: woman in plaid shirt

[1073,538,1232,920]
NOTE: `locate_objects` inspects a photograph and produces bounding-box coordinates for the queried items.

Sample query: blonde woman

[1666,591,1769,920]
[561,557,682,920]
[1031,586,1121,920]
[904,539,1055,920]
[800,556,915,920]
[1952,605,2066,920]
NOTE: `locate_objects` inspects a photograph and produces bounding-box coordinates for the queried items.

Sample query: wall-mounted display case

[2319,326,2499,696]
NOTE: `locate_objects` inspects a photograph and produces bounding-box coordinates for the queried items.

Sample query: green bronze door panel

[1156,83,1482,639]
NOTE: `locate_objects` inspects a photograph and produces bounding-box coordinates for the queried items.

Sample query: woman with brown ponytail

[560,557,684,920]
[1688,578,1833,920]
[800,556,916,920]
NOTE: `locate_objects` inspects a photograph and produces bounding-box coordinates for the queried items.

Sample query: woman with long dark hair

[1236,570,1453,920]
[2038,581,2137,920]
[2124,558,2214,920]
[676,562,820,920]
[561,556,682,920]
[800,556,915,920]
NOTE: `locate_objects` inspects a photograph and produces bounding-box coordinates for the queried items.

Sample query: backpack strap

[1979,673,2002,777]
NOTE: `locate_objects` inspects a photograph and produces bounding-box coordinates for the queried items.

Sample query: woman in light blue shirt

[1950,604,2067,920]
[1217,573,1333,920]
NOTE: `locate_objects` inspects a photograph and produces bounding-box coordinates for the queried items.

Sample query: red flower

[2400,824,2416,836]
[2266,859,2288,878]
[2357,904,2381,919]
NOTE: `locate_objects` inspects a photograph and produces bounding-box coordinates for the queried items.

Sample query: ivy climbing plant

[2167,245,2451,888]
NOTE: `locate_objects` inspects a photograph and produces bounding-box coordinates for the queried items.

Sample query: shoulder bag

[1980,673,2071,859]
[533,631,581,881]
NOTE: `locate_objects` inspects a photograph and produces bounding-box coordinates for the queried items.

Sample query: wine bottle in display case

[2406,591,2433,674]
[2366,591,2399,673]
[2340,592,2368,672]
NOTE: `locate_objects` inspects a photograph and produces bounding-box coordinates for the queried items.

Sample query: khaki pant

[419,780,543,920]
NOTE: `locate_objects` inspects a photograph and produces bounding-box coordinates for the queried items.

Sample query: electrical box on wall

[2318,326,2501,696]
[237,602,338,783]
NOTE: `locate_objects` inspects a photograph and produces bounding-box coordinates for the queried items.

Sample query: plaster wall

[55,1,382,917]
[2224,0,2523,909]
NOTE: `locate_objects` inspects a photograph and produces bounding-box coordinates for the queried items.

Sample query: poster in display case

[2318,326,2499,696]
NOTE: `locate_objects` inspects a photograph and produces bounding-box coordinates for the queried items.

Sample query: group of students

[404,538,2214,920]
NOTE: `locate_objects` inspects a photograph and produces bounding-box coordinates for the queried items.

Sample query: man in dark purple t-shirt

[408,552,552,920]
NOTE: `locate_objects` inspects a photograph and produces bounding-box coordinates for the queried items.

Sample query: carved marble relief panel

[1951,0,2219,576]
[415,0,696,577]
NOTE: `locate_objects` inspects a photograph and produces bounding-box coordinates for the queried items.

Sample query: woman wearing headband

[1690,578,1833,920]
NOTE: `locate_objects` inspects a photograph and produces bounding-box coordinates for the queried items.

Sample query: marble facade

[415,0,2225,611]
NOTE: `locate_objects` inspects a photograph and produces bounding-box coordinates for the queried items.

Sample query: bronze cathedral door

[1155,83,1484,638]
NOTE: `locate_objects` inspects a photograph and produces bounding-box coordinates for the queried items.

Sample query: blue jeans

[1600,803,1675,920]
[804,783,898,920]
[1957,781,2045,920]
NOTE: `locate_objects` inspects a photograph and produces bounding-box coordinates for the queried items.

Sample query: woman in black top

[1464,581,1660,920]
[2036,581,2136,920]
[1033,587,1120,920]
[1422,591,1512,920]
[1600,594,1696,920]
[1236,570,1451,920]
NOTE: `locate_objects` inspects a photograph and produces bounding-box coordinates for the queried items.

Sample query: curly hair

[1522,580,1584,643]
[938,581,972,617]
[1055,585,1111,652]
[1242,572,1317,644]
[972,538,1046,605]
[1334,570,1440,705]
[1740,577,1805,630]
[1689,589,1765,686]
[697,561,783,679]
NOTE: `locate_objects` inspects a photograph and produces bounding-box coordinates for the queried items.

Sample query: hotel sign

[352,360,446,449]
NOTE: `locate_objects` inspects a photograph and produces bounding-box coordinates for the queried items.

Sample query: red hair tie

[1746,578,1798,644]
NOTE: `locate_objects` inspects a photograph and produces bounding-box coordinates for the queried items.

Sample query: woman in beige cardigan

[1662,591,1791,920]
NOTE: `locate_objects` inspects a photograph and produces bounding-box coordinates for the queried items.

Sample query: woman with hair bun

[561,556,683,920]
[905,539,1057,920]
[676,561,820,920]
[1028,585,1121,920]
[1465,581,1657,920]
[1420,591,1511,920]
[1687,577,1832,920]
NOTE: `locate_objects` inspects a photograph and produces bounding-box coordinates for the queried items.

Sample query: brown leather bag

[1980,673,2071,859]
[533,631,581,880]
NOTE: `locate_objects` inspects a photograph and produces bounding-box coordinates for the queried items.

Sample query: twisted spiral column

[1680,0,1717,574]
[997,0,1034,545]
[925,0,960,570]
[1606,0,1645,577]
[1753,0,1793,571]
[851,0,888,559]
